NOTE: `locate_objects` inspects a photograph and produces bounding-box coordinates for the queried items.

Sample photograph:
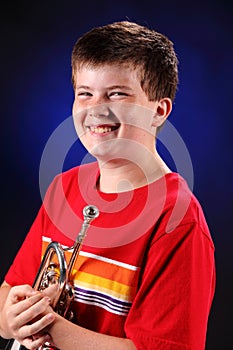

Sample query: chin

[89,149,111,161]
[89,145,118,163]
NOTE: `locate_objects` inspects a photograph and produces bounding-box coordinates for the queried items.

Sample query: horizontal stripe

[74,271,134,299]
[75,286,131,308]
[76,257,137,287]
[75,279,132,301]
[75,287,131,316]
[79,251,138,271]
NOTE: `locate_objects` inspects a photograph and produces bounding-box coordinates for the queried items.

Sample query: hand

[0,284,55,349]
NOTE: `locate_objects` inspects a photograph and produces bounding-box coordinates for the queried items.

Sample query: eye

[109,91,128,99]
[76,91,93,98]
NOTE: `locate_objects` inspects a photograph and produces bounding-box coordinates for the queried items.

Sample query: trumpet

[5,205,99,350]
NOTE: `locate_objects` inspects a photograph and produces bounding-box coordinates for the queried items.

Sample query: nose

[87,102,110,118]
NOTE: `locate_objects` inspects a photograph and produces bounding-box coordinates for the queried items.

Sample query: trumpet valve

[40,262,60,290]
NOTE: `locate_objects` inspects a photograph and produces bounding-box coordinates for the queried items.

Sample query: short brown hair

[71,21,179,102]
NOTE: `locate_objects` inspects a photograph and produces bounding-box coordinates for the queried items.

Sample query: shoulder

[48,162,99,188]
[153,173,214,248]
[43,161,99,206]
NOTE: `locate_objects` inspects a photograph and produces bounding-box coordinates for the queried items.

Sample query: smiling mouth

[88,124,120,134]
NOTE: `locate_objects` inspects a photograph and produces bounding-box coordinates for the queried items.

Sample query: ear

[152,98,172,127]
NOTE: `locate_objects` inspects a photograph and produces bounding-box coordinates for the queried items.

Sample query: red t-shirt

[5,162,215,349]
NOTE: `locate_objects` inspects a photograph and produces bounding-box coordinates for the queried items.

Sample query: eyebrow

[76,85,133,91]
[76,85,91,90]
[107,85,133,91]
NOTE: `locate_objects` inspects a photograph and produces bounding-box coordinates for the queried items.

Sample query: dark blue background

[1,0,232,348]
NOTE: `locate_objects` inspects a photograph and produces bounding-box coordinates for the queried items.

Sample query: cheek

[116,103,154,127]
[72,107,86,137]
[119,115,154,138]
[72,98,80,117]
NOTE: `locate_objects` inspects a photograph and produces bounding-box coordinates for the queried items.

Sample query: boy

[0,21,215,349]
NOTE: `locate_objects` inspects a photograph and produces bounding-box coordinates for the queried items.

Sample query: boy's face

[72,64,160,162]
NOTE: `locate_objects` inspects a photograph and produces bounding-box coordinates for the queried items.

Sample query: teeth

[90,126,117,134]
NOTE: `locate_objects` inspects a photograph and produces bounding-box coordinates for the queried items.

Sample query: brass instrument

[5,205,99,350]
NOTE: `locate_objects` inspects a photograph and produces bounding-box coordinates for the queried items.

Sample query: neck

[97,152,171,193]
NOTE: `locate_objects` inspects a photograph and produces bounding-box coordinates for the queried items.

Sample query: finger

[20,313,55,340]
[41,284,59,307]
[8,285,36,303]
[10,292,47,319]
[23,333,51,350]
[42,283,59,299]
[15,296,51,327]
[9,292,47,326]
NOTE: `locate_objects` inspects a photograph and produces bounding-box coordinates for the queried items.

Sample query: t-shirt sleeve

[4,173,67,287]
[124,221,215,350]
[4,204,46,287]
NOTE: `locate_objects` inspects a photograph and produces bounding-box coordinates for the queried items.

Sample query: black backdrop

[0,0,233,349]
